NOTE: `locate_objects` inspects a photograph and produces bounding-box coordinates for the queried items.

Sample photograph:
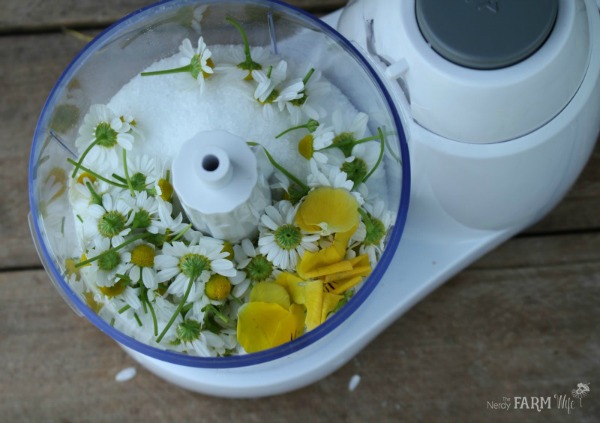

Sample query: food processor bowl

[28,0,410,378]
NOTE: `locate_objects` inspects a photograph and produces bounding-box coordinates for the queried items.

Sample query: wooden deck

[1,1,599,421]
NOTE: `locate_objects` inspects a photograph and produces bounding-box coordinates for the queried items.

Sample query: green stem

[247,142,308,191]
[147,299,158,336]
[122,149,135,196]
[133,312,143,327]
[112,174,127,183]
[118,304,131,314]
[141,64,193,77]
[275,119,319,139]
[171,224,193,242]
[140,281,148,314]
[226,17,255,66]
[362,128,385,183]
[203,304,230,324]
[67,158,128,188]
[71,138,100,178]
[320,133,382,152]
[302,68,315,85]
[358,208,370,223]
[76,233,150,268]
[156,274,196,343]
[85,182,103,206]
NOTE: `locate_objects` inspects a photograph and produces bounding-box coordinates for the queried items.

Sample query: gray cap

[415,0,558,69]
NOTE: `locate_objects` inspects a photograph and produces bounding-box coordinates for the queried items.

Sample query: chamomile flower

[75,104,136,171]
[358,201,394,266]
[124,242,159,289]
[331,110,369,157]
[85,237,131,287]
[233,238,274,283]
[215,45,274,80]
[274,80,305,120]
[140,37,214,93]
[154,198,188,238]
[82,191,133,247]
[125,190,160,233]
[177,322,229,357]
[126,154,159,192]
[297,124,340,164]
[70,175,115,213]
[307,159,352,191]
[179,37,214,77]
[121,286,143,311]
[280,68,329,125]
[155,240,236,299]
[328,143,380,186]
[111,115,137,137]
[253,60,287,103]
[258,200,319,271]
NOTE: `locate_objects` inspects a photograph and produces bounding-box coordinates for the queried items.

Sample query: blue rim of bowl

[28,0,411,368]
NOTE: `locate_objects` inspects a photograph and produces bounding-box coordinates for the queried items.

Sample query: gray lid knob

[416,0,559,69]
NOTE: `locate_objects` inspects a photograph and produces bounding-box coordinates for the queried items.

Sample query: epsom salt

[107,45,361,183]
[115,366,137,382]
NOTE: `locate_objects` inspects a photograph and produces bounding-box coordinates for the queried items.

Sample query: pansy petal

[295,187,359,234]
[237,302,298,353]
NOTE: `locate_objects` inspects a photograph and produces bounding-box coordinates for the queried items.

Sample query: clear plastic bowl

[28,0,410,368]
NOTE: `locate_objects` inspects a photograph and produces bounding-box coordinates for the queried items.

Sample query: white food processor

[28,0,600,398]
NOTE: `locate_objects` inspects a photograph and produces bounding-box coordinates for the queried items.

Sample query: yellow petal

[322,264,371,284]
[321,292,343,323]
[250,282,291,310]
[349,254,371,267]
[275,272,307,304]
[301,261,354,280]
[289,303,307,337]
[295,187,359,234]
[304,280,323,331]
[329,275,364,295]
[296,226,356,280]
[237,302,298,353]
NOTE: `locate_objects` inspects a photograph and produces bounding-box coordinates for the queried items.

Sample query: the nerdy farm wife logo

[487,383,591,415]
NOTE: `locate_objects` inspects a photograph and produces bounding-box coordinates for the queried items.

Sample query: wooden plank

[472,232,600,270]
[0,33,87,270]
[527,143,600,234]
[2,30,600,269]
[1,234,598,422]
[0,0,347,33]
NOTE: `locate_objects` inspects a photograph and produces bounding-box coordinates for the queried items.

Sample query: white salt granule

[115,366,137,382]
[348,374,361,391]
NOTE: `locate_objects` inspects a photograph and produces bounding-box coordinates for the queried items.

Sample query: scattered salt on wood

[348,374,361,391]
[115,367,137,382]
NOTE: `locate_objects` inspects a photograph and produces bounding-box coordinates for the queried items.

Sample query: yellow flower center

[157,178,173,201]
[204,274,232,301]
[76,171,97,185]
[98,278,128,297]
[131,244,155,268]
[298,134,314,160]
[221,241,235,261]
